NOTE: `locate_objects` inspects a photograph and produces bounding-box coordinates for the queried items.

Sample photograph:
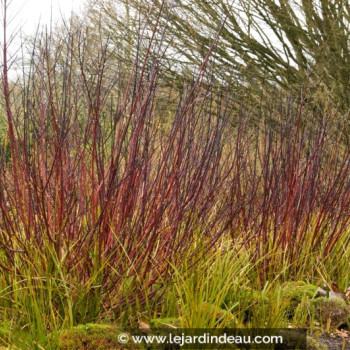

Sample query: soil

[317,334,350,350]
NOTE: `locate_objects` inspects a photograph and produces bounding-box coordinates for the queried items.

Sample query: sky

[2,0,88,55]
[6,0,87,36]
[1,0,89,78]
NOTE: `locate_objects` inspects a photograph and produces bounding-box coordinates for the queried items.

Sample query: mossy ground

[307,336,328,350]
[55,324,144,350]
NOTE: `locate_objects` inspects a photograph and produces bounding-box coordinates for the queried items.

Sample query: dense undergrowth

[1,1,350,349]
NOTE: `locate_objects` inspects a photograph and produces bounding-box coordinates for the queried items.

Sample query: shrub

[314,297,350,329]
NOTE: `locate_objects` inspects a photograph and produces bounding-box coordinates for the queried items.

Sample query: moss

[56,324,144,350]
[224,285,269,310]
[307,336,327,350]
[281,281,318,316]
[313,297,350,329]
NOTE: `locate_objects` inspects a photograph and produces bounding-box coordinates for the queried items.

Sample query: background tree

[94,0,350,113]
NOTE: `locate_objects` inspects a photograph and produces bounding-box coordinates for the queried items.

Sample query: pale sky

[1,0,89,77]
[8,0,86,34]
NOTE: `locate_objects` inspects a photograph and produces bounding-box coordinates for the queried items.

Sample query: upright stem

[2,0,27,235]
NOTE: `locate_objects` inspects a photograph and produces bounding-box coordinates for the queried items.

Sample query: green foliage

[245,283,290,328]
[224,285,269,311]
[281,281,318,316]
[172,245,244,328]
[293,298,314,329]
[0,321,10,346]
